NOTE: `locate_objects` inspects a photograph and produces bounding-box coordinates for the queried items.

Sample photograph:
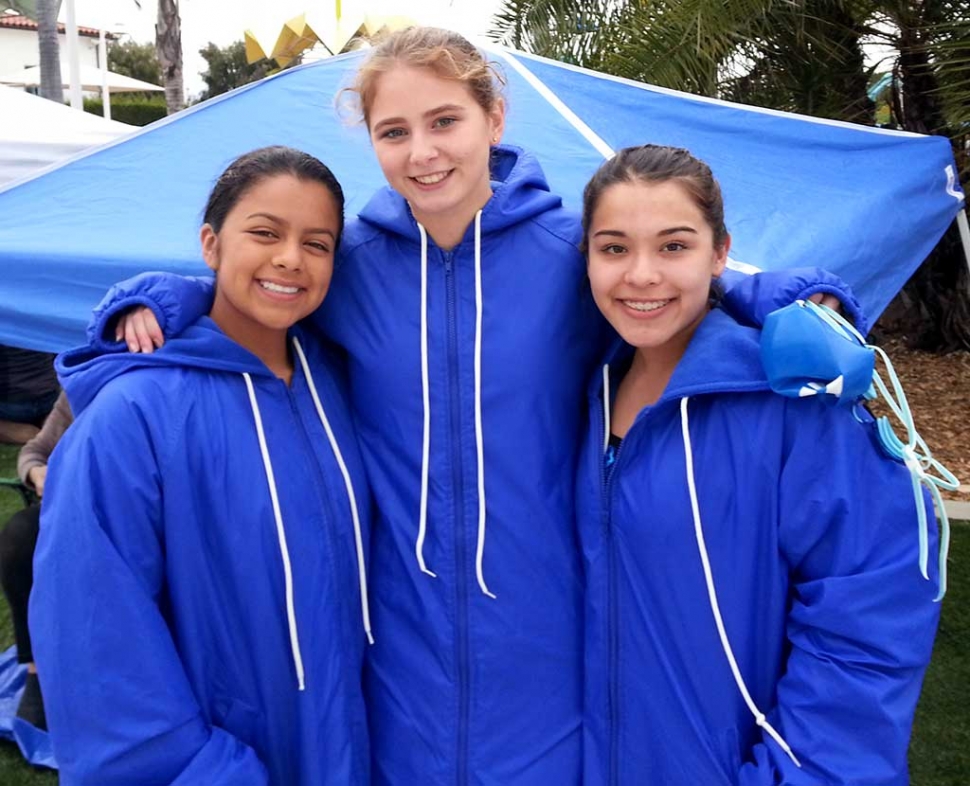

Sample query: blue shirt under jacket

[83,145,862,786]
[579,309,941,786]
[30,320,372,786]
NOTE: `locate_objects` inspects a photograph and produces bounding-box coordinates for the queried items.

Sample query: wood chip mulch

[867,337,969,501]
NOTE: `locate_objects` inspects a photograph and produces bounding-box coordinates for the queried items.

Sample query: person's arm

[737,401,940,786]
[30,389,268,785]
[720,267,867,334]
[100,273,333,355]
[87,272,216,352]
[16,390,73,495]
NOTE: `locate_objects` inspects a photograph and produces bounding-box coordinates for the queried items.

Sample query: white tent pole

[485,46,615,160]
[99,28,111,120]
[956,209,970,285]
[63,0,83,110]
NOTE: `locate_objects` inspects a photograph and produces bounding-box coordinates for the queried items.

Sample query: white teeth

[414,172,448,185]
[260,281,299,294]
[624,299,672,312]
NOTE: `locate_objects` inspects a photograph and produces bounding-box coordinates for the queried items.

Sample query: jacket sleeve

[29,387,269,786]
[87,273,216,350]
[738,402,941,786]
[720,267,867,334]
[16,390,72,487]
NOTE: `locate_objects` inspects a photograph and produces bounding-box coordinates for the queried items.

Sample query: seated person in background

[0,345,60,445]
[0,389,72,731]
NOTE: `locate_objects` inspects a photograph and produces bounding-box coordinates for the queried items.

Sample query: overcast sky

[67,0,505,98]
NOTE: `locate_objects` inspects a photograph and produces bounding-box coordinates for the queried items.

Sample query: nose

[623,251,661,287]
[272,240,302,271]
[408,129,438,166]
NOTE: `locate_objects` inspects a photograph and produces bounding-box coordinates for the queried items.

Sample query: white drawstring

[796,300,957,599]
[679,396,801,768]
[244,372,306,691]
[471,211,495,599]
[415,223,436,578]
[292,337,374,645]
[413,214,494,598]
[602,365,611,454]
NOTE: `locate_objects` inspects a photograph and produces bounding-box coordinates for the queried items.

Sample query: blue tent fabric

[0,645,55,769]
[0,47,963,352]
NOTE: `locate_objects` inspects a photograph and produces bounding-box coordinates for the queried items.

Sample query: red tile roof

[0,14,118,39]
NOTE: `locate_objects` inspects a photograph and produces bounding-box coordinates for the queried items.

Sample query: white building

[0,11,116,79]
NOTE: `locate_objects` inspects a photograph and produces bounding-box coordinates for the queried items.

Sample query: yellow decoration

[243,30,268,64]
[243,7,415,67]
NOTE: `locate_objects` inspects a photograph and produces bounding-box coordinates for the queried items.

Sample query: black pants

[0,504,39,663]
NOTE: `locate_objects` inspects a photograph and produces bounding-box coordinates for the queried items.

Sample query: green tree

[197,40,273,101]
[490,0,970,349]
[108,39,162,87]
[2,1,38,17]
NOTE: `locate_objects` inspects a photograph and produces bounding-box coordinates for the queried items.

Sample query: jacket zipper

[602,373,668,786]
[286,381,360,747]
[601,374,624,786]
[287,376,370,772]
[444,249,471,786]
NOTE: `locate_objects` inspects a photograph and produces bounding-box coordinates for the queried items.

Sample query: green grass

[910,518,970,785]
[0,443,966,784]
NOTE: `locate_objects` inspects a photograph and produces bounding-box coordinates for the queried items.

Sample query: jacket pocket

[715,726,743,781]
[211,692,265,751]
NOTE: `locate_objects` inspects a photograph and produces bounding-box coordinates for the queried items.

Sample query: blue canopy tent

[0,46,964,352]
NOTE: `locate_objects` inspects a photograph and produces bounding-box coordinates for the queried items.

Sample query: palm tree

[6,0,64,102]
[490,0,970,348]
[156,0,184,113]
[36,0,63,102]
[490,1,956,127]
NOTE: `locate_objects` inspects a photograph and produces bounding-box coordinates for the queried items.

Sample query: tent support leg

[63,0,83,110]
[957,209,970,288]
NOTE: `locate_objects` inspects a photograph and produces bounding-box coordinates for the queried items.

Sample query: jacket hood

[355,145,563,243]
[595,308,772,402]
[58,317,305,415]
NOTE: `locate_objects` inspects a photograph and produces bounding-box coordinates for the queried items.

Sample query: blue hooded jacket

[578,308,941,785]
[84,146,862,786]
[319,146,608,785]
[30,320,372,786]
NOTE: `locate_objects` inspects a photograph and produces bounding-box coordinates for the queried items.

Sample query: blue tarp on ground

[0,646,55,769]
[0,47,963,352]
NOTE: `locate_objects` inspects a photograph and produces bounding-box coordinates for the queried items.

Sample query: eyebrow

[246,212,336,239]
[371,104,467,134]
[591,226,698,238]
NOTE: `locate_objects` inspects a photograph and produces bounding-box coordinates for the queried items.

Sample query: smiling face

[587,179,729,368]
[368,65,504,247]
[202,173,340,354]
